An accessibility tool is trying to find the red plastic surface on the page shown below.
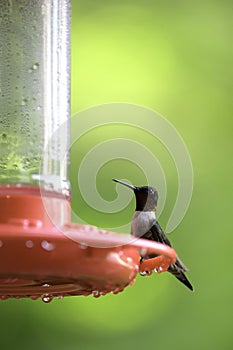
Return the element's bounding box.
[0,185,177,301]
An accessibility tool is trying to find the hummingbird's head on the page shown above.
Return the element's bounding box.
[112,179,158,212]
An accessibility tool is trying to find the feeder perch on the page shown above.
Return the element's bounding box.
[0,0,177,302]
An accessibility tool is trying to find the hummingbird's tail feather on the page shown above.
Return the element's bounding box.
[175,256,189,272]
[168,264,193,291]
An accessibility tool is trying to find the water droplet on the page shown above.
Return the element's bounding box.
[32,62,39,70]
[92,290,100,298]
[79,243,88,250]
[1,133,7,141]
[21,98,28,106]
[42,295,53,303]
[0,163,7,170]
[112,287,124,295]
[42,283,50,288]
[140,270,150,276]
[41,240,54,251]
[25,240,34,248]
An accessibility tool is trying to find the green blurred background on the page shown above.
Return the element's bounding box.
[1,0,232,349]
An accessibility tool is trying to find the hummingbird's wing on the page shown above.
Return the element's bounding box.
[150,220,193,291]
[150,220,188,272]
[150,220,172,246]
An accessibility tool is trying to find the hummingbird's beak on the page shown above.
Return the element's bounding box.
[112,178,136,191]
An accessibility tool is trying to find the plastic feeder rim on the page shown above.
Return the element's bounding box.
[0,185,177,302]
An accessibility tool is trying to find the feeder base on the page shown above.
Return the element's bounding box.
[0,185,176,301]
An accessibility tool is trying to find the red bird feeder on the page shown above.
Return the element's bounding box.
[0,0,176,302]
[0,185,176,302]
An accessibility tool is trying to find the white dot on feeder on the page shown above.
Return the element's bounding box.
[25,240,34,248]
[41,240,54,251]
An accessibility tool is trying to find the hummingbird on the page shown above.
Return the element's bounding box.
[112,178,193,291]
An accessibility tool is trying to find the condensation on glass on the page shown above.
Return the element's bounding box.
[0,0,71,197]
